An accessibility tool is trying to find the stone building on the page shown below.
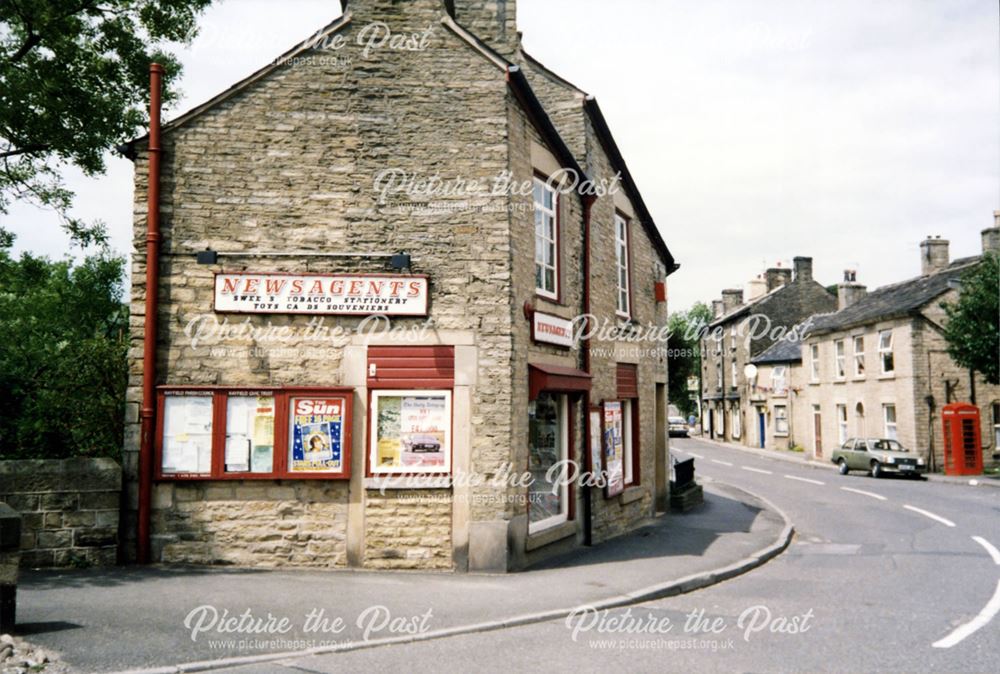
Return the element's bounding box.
[699,257,837,444]
[746,330,806,451]
[121,0,677,572]
[797,218,1000,468]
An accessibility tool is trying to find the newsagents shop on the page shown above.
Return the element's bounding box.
[122,0,677,572]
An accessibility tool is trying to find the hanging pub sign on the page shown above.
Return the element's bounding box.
[604,400,625,497]
[214,272,429,316]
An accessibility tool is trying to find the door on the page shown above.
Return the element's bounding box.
[813,407,823,458]
[758,410,766,448]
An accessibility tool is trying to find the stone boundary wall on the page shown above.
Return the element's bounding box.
[0,458,121,568]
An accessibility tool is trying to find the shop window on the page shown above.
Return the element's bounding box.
[879,330,894,374]
[774,405,789,435]
[883,403,897,440]
[615,212,631,318]
[533,177,558,300]
[834,340,846,379]
[369,390,452,475]
[157,388,352,480]
[528,393,569,533]
[837,404,848,445]
[993,403,1000,449]
[853,335,865,377]
[810,344,820,381]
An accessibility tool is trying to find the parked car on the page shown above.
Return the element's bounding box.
[830,438,927,478]
[668,416,689,438]
[403,434,441,453]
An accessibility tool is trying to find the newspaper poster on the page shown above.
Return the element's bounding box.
[604,401,625,497]
[371,392,450,473]
[289,397,343,472]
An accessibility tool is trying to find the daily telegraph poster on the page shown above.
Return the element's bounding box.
[290,397,343,472]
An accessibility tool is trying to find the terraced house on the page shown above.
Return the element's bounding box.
[122,0,678,573]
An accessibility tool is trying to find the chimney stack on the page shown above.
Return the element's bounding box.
[793,256,813,283]
[765,267,792,292]
[712,299,724,318]
[450,0,520,56]
[837,269,867,311]
[982,211,1000,254]
[746,275,767,301]
[920,236,949,275]
[721,288,743,313]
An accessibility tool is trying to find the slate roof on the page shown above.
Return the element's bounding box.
[751,329,804,364]
[807,256,980,336]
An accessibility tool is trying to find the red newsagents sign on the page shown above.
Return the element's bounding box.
[214,272,429,316]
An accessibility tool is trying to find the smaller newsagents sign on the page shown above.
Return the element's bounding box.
[214,273,429,316]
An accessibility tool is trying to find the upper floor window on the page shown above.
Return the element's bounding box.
[853,335,865,377]
[615,213,631,317]
[771,366,787,394]
[834,339,846,379]
[533,177,558,300]
[731,360,738,388]
[878,330,894,374]
[730,332,736,352]
[716,361,723,390]
[810,344,820,381]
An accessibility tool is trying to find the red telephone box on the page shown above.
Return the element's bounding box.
[942,403,983,476]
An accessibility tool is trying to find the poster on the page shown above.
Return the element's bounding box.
[225,396,274,473]
[604,401,625,497]
[289,397,344,472]
[371,391,450,474]
[162,395,213,474]
[589,408,603,477]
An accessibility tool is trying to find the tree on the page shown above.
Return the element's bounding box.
[666,302,714,418]
[0,0,212,245]
[0,235,128,460]
[942,253,1000,386]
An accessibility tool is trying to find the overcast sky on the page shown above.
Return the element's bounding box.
[4,0,998,311]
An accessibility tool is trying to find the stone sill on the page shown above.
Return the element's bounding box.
[525,519,576,552]
[619,485,645,505]
[363,477,451,491]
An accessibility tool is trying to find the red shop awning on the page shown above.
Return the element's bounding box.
[529,363,592,400]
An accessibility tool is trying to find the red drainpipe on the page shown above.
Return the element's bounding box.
[137,63,164,564]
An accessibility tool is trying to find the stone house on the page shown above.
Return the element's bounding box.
[746,330,806,451]
[121,0,677,572]
[798,219,1000,468]
[699,257,837,445]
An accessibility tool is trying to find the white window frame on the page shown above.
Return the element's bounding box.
[732,402,742,439]
[614,212,631,318]
[834,339,846,379]
[533,177,559,300]
[882,403,897,440]
[837,404,848,445]
[878,330,894,375]
[528,393,569,534]
[810,344,820,381]
[853,335,865,377]
[716,361,723,390]
[771,366,787,394]
[731,360,739,388]
[774,405,789,435]
[993,403,1000,450]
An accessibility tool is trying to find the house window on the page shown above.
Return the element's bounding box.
[533,177,558,300]
[730,332,736,352]
[837,404,848,445]
[771,366,787,395]
[774,405,789,435]
[834,340,846,379]
[883,404,897,440]
[878,330,894,374]
[810,344,820,381]
[853,336,865,377]
[614,213,631,317]
[731,360,739,388]
[716,361,723,390]
[732,402,742,439]
[528,393,569,533]
[994,403,1000,449]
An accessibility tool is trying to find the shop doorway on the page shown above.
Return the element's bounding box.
[757,408,766,448]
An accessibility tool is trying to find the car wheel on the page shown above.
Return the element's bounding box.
[870,461,882,479]
[838,458,849,475]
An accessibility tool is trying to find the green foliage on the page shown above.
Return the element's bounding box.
[0,237,128,460]
[667,302,714,417]
[0,0,212,245]
[942,253,1000,385]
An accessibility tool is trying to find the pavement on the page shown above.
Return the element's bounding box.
[690,432,1000,489]
[16,481,791,674]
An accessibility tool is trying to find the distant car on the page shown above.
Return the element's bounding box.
[831,438,927,478]
[668,416,689,438]
[403,434,441,453]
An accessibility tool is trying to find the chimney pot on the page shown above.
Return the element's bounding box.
[920,237,950,275]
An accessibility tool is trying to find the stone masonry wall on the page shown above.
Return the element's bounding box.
[0,459,121,568]
[364,490,452,569]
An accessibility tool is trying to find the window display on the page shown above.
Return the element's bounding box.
[369,390,451,474]
[529,393,569,533]
[289,396,344,473]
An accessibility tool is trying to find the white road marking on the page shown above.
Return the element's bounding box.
[742,466,773,475]
[903,505,956,527]
[783,475,825,485]
[687,452,704,459]
[933,579,1000,648]
[840,487,887,501]
[711,459,734,467]
[972,536,1000,566]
